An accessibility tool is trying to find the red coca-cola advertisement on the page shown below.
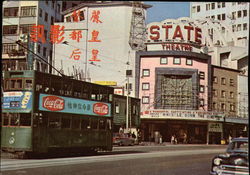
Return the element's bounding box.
[42,96,65,111]
[93,103,109,115]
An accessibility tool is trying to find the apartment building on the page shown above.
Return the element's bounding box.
[2,1,63,73]
[190,2,249,76]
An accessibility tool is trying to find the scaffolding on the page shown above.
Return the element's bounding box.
[129,1,147,51]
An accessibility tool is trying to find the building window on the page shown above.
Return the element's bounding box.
[238,11,242,18]
[206,4,210,10]
[197,6,200,12]
[229,79,234,86]
[66,16,71,22]
[37,44,41,53]
[222,2,225,7]
[213,76,218,83]
[57,4,61,13]
[221,103,226,111]
[142,83,150,90]
[230,104,235,112]
[20,24,34,34]
[160,57,168,64]
[39,8,42,17]
[173,57,181,64]
[222,14,225,20]
[3,25,18,35]
[213,89,218,97]
[142,69,150,77]
[186,59,192,66]
[243,10,247,17]
[221,77,226,85]
[232,25,236,32]
[43,47,47,57]
[79,10,85,21]
[191,6,196,13]
[200,85,205,93]
[45,0,49,5]
[200,99,204,107]
[243,23,248,30]
[217,14,221,20]
[230,91,234,98]
[44,29,48,40]
[211,15,215,19]
[237,24,241,31]
[199,71,205,80]
[211,3,215,9]
[45,12,48,22]
[221,90,226,98]
[232,12,236,20]
[20,6,36,17]
[51,16,54,25]
[217,2,221,8]
[2,43,17,54]
[4,7,19,17]
[213,102,217,110]
[142,96,149,104]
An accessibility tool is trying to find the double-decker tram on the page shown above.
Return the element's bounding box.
[1,70,114,158]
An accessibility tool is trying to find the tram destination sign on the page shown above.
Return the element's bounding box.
[141,109,224,121]
[39,94,111,117]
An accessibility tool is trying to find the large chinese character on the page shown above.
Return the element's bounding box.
[30,25,46,43]
[50,25,65,44]
[88,30,101,42]
[72,10,80,22]
[89,49,100,62]
[90,10,102,23]
[70,49,81,60]
[69,30,82,42]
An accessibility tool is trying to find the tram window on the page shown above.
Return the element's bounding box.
[61,117,71,129]
[91,118,98,130]
[51,78,62,95]
[81,118,90,130]
[107,119,112,130]
[48,116,60,128]
[10,114,19,126]
[99,119,106,130]
[25,79,33,89]
[72,117,80,129]
[91,94,96,100]
[3,114,9,126]
[4,80,10,90]
[16,79,22,88]
[20,113,31,126]
[82,85,90,99]
[36,84,43,92]
[10,80,15,88]
[109,94,113,102]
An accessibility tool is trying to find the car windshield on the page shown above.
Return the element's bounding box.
[227,141,248,153]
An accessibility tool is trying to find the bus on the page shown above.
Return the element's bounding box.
[1,70,114,158]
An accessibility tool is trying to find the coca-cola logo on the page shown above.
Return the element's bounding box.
[42,96,65,111]
[93,103,109,115]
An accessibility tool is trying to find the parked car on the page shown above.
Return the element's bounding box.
[210,137,249,175]
[113,133,135,146]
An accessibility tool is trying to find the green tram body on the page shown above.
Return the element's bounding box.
[1,70,114,157]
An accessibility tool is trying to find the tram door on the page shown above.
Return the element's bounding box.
[33,113,48,152]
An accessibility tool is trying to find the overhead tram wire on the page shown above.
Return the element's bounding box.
[15,40,71,78]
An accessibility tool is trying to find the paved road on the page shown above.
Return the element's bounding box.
[1,144,226,175]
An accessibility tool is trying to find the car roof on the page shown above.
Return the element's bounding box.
[231,137,248,142]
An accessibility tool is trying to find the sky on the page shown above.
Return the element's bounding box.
[145,1,190,24]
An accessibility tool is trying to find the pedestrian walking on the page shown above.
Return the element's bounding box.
[171,135,175,144]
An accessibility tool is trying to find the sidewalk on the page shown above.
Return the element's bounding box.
[138,142,227,147]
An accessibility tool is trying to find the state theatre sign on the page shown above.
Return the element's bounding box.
[147,21,203,51]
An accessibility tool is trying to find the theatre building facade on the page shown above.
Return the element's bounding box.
[135,18,247,144]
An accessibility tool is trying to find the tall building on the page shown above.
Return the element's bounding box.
[52,1,151,97]
[2,1,63,73]
[190,2,249,75]
[190,2,249,42]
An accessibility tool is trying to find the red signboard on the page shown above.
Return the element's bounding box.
[42,96,65,111]
[93,103,109,115]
